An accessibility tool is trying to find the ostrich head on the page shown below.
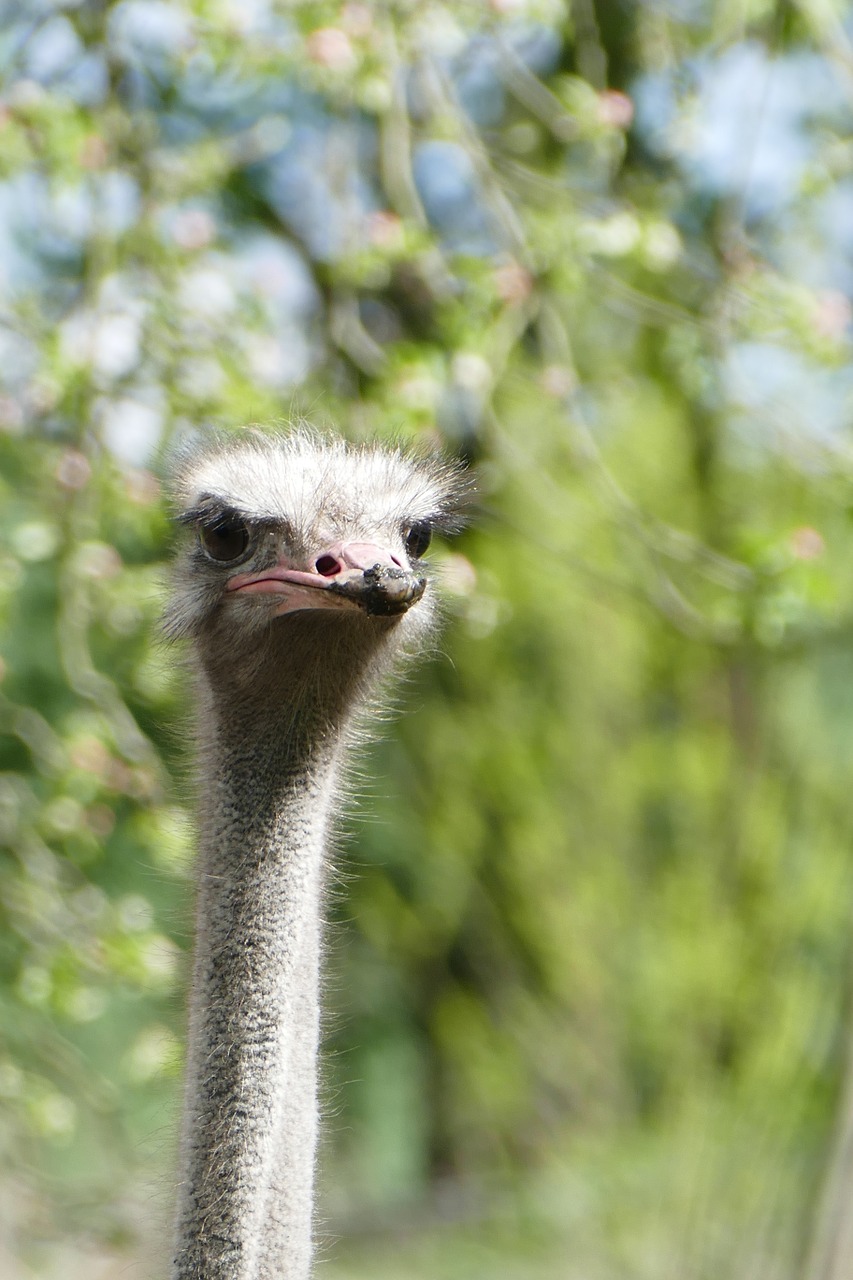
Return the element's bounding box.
[165,429,467,727]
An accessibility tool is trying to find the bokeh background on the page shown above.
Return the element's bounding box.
[3,1,853,1277]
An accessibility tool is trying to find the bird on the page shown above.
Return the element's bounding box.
[164,427,467,1280]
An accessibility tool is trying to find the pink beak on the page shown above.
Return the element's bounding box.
[226,541,426,617]
[314,541,403,577]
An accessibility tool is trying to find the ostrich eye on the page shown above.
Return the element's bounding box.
[404,521,432,560]
[199,518,250,563]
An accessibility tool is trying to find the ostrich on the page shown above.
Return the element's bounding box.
[164,428,466,1280]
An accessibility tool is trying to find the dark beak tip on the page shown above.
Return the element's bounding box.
[329,565,427,616]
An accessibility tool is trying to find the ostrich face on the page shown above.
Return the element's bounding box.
[165,430,466,647]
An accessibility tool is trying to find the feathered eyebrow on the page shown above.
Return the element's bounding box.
[176,496,249,529]
[176,496,297,545]
[416,508,467,537]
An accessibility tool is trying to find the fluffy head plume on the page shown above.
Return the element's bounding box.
[164,427,469,725]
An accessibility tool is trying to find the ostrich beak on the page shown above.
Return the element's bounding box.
[326,563,427,616]
[226,542,427,618]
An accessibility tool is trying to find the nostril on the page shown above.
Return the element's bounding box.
[391,555,402,568]
[315,554,342,577]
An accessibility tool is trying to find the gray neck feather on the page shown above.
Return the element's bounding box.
[173,614,392,1280]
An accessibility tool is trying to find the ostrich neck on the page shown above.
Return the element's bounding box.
[173,677,347,1280]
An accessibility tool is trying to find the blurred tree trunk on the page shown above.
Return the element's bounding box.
[808,1026,853,1280]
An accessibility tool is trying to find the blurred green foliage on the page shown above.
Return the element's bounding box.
[3,1,853,1276]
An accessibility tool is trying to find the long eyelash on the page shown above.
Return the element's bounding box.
[176,499,249,531]
[424,510,469,536]
[177,501,296,554]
